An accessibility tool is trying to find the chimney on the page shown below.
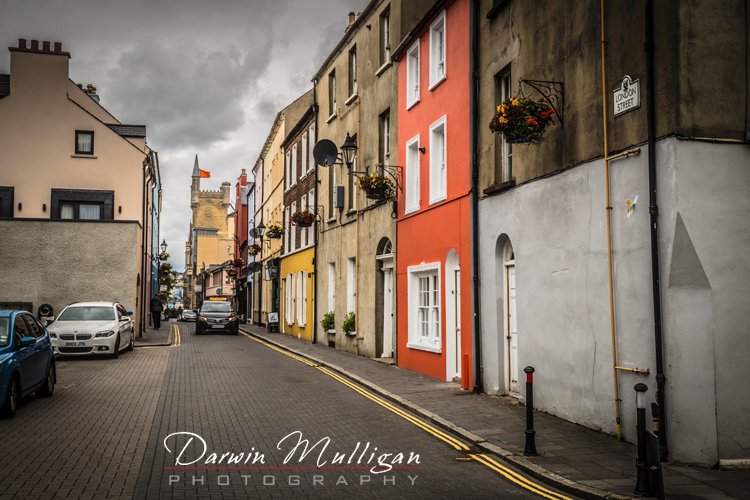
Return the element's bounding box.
[54,42,62,52]
[18,38,27,49]
[348,11,356,25]
[30,40,39,50]
[42,41,50,51]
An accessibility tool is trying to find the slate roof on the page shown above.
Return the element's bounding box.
[107,124,146,138]
[0,75,10,98]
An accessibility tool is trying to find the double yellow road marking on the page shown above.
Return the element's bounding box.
[242,331,572,499]
[172,324,181,347]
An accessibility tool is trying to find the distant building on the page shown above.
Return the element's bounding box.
[233,170,249,320]
[0,38,160,337]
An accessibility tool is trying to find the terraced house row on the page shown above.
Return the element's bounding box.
[231,0,750,468]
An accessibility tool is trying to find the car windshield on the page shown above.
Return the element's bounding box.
[58,306,115,321]
[200,302,232,313]
[0,318,8,347]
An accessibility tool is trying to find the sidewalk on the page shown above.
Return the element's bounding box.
[241,325,749,499]
[135,322,174,347]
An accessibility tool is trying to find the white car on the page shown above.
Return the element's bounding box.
[48,302,134,358]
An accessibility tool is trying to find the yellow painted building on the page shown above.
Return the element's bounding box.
[280,247,315,341]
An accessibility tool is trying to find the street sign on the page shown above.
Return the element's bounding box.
[613,75,640,116]
[268,312,278,323]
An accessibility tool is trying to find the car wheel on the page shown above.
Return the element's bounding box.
[126,331,134,351]
[38,362,55,397]
[1,375,20,418]
[110,335,120,359]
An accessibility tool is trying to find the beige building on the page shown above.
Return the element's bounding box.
[184,155,234,308]
[0,38,160,336]
[249,91,313,327]
[313,2,430,357]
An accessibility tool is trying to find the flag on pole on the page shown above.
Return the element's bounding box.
[199,169,211,178]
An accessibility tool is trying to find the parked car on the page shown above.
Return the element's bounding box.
[48,302,134,358]
[195,299,239,335]
[0,310,56,418]
[181,309,197,322]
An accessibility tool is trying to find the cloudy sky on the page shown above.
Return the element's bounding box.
[1,0,367,271]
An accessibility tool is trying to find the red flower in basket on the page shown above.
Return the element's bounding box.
[290,210,315,228]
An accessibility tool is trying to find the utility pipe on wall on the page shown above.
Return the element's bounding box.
[469,0,482,393]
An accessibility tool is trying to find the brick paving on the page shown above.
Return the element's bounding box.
[243,325,750,499]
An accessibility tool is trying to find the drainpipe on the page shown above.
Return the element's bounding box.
[645,0,668,460]
[469,0,482,392]
[312,96,318,345]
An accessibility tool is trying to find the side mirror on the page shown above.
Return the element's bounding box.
[19,336,36,347]
[127,311,134,316]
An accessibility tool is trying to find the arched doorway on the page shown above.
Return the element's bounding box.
[445,249,461,382]
[375,238,394,358]
[496,235,517,394]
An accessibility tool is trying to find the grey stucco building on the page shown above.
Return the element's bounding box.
[475,0,749,466]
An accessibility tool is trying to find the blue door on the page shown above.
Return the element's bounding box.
[20,315,48,387]
[12,315,37,392]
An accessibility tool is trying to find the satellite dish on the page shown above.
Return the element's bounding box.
[313,139,339,167]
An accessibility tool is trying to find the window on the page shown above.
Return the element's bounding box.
[297,271,305,326]
[14,314,31,343]
[291,201,297,251]
[301,132,309,176]
[347,135,357,210]
[380,6,391,65]
[328,163,335,215]
[22,314,43,339]
[0,187,14,218]
[348,46,358,97]
[328,70,337,118]
[379,109,390,165]
[308,123,316,169]
[52,188,113,220]
[75,130,94,155]
[407,263,441,352]
[285,150,292,190]
[429,116,447,203]
[286,274,294,325]
[327,262,336,313]
[429,12,446,88]
[346,257,356,313]
[291,143,298,186]
[406,42,420,108]
[284,206,290,253]
[405,135,420,214]
[495,68,513,183]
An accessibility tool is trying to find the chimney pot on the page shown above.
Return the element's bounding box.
[18,38,27,49]
[348,11,356,25]
[30,40,39,50]
[54,42,62,52]
[42,41,50,51]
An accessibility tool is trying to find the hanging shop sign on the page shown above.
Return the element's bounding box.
[613,75,640,116]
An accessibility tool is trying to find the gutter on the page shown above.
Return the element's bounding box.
[469,0,482,392]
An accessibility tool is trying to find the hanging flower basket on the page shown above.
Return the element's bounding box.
[357,174,395,201]
[290,209,315,228]
[489,96,556,144]
[266,224,283,239]
[248,244,261,256]
[234,258,245,267]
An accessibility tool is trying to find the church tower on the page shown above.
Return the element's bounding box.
[191,154,201,209]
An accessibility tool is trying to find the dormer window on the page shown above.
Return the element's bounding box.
[75,131,94,155]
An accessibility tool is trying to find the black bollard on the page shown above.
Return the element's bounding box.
[523,366,538,456]
[634,383,650,495]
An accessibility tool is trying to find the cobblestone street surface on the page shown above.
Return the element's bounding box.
[0,322,571,499]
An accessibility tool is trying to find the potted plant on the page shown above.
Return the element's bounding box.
[489,96,556,144]
[357,174,395,201]
[248,243,261,256]
[266,224,283,239]
[234,257,245,267]
[342,312,355,336]
[321,311,335,334]
[291,209,315,228]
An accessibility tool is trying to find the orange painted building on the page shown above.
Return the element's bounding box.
[394,0,472,387]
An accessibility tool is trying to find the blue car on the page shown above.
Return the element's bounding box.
[0,310,56,418]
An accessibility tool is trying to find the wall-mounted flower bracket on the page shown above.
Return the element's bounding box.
[520,79,564,126]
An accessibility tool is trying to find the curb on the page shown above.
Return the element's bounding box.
[134,326,173,348]
[240,328,633,500]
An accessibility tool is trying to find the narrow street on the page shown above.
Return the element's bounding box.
[0,322,571,499]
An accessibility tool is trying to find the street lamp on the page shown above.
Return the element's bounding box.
[340,133,358,169]
[255,222,266,239]
[160,239,168,254]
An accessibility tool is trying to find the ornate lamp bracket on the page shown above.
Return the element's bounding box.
[520,79,564,126]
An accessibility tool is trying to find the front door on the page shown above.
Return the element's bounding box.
[381,262,394,358]
[506,263,518,394]
[454,269,462,379]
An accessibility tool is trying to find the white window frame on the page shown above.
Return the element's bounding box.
[348,45,358,98]
[406,41,420,109]
[308,123,316,169]
[301,132,308,177]
[291,201,297,251]
[346,257,356,314]
[285,150,291,191]
[380,110,390,165]
[429,11,446,90]
[429,115,447,204]
[327,262,336,314]
[291,143,298,186]
[328,70,337,119]
[286,274,294,326]
[297,271,305,326]
[407,262,442,353]
[380,7,391,65]
[405,134,421,214]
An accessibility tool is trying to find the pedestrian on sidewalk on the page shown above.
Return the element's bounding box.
[150,294,163,330]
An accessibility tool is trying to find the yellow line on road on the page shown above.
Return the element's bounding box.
[470,454,573,500]
[173,325,181,347]
[239,331,316,366]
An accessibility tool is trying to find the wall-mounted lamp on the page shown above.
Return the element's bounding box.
[418,147,426,155]
[340,133,358,169]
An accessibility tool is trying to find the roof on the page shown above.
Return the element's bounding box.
[192,154,200,177]
[0,74,9,98]
[107,124,147,138]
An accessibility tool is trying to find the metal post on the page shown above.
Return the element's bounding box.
[523,366,538,456]
[634,383,650,495]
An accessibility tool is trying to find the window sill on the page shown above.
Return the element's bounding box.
[71,154,97,159]
[407,342,441,354]
[345,209,357,217]
[404,205,420,215]
[327,329,336,335]
[406,97,420,111]
[344,94,358,106]
[376,61,392,77]
[326,113,337,124]
[428,75,446,92]
[327,217,337,224]
[483,178,516,197]
[345,331,356,337]
[429,194,447,205]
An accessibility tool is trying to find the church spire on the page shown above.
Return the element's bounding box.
[192,154,200,177]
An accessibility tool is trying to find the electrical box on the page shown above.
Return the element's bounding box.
[333,186,345,209]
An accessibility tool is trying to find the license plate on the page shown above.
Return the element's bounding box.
[65,341,86,347]
[211,324,224,329]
